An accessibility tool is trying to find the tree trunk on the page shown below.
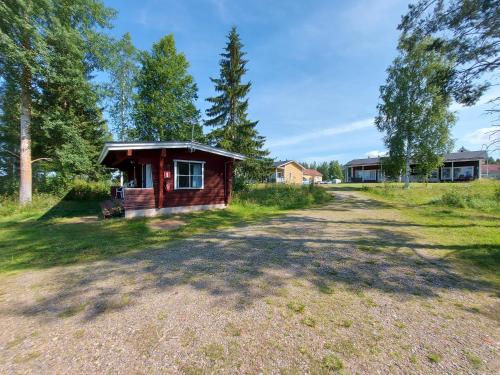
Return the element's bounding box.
[404,154,410,189]
[19,68,32,205]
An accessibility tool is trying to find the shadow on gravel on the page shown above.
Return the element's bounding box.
[4,204,496,323]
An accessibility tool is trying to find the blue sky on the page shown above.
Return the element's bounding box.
[105,0,499,163]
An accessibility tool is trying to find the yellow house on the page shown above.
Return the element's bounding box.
[270,160,305,184]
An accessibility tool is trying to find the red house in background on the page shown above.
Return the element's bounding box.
[98,142,245,218]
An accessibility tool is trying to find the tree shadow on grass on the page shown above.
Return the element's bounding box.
[3,209,497,323]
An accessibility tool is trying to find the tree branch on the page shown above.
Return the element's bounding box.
[0,148,20,158]
[31,157,52,164]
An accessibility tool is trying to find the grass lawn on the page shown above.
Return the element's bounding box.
[327,180,500,286]
[0,185,332,275]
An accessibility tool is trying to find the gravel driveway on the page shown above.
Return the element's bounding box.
[1,191,498,374]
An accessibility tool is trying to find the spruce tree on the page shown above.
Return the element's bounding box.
[205,27,271,182]
[133,35,203,142]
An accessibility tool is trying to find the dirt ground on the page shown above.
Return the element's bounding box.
[1,191,498,374]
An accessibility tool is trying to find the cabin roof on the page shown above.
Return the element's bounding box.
[345,150,488,167]
[273,160,305,169]
[98,141,246,164]
[303,168,323,177]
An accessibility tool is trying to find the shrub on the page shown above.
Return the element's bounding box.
[64,179,110,201]
[439,190,466,208]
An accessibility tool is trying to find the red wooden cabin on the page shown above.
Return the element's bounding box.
[98,142,245,218]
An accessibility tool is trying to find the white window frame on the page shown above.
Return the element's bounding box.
[174,159,205,190]
[441,167,452,180]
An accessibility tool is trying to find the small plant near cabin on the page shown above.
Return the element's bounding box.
[427,352,442,363]
[465,351,482,368]
[321,353,344,371]
[340,319,353,328]
[202,343,225,361]
[301,316,316,327]
[287,301,305,313]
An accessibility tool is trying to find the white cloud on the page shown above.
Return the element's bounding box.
[266,118,374,148]
[365,150,387,158]
[459,127,498,149]
[209,0,229,21]
[301,153,349,163]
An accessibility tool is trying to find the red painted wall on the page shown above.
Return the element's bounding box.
[118,148,234,209]
[162,149,231,208]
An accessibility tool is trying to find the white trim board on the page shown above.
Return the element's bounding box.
[124,203,227,219]
[98,141,245,164]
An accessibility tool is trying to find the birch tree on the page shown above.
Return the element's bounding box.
[375,37,455,188]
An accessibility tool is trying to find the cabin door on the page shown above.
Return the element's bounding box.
[141,164,153,188]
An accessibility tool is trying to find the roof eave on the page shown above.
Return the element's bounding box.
[98,142,246,164]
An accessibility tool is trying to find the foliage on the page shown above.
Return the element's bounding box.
[0,78,19,194]
[399,0,499,106]
[205,27,270,182]
[376,37,455,188]
[399,0,500,151]
[302,160,344,180]
[234,184,332,210]
[106,32,139,141]
[132,34,203,142]
[64,179,111,201]
[0,0,116,200]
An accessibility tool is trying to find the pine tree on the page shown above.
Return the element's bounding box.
[133,35,203,142]
[0,0,115,202]
[375,37,456,188]
[107,33,138,141]
[205,27,271,182]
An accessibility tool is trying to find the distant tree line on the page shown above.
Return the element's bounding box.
[301,160,344,181]
[0,1,270,203]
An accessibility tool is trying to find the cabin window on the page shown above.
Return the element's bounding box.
[141,164,153,188]
[441,167,451,180]
[174,160,204,189]
[454,166,473,179]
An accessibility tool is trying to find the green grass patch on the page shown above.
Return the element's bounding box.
[301,316,316,327]
[464,351,482,368]
[287,301,305,313]
[0,185,332,275]
[321,353,344,371]
[332,181,500,286]
[427,352,442,363]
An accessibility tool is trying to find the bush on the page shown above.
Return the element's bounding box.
[234,184,332,210]
[64,179,111,201]
[439,190,467,208]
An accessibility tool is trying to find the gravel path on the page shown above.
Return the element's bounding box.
[1,190,498,374]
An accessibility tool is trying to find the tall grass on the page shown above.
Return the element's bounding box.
[234,184,333,209]
[361,180,500,212]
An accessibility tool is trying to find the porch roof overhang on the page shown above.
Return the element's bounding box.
[98,141,246,165]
